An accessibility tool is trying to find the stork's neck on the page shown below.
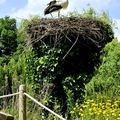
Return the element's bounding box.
[61,0,69,9]
[62,0,68,3]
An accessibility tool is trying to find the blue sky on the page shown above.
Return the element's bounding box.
[0,0,120,40]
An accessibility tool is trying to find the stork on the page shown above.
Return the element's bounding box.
[44,0,69,17]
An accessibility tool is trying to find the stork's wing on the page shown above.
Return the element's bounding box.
[44,4,62,15]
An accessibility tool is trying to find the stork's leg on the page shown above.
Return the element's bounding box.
[50,13,53,18]
[58,10,60,18]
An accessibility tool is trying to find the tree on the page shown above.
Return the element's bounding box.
[86,39,120,98]
[0,16,17,55]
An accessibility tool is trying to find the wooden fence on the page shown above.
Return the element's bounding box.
[0,85,66,120]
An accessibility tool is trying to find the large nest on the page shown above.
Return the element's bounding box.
[27,17,113,51]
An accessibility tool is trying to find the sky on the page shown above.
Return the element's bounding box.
[0,0,120,40]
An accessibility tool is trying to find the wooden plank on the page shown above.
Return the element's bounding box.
[0,112,14,120]
[19,85,26,120]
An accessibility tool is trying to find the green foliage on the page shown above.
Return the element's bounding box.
[18,15,41,30]
[86,39,120,99]
[82,4,96,17]
[63,74,87,111]
[0,16,17,55]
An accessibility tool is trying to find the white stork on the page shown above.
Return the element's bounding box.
[44,0,69,17]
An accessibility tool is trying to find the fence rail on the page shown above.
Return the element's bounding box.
[0,85,66,120]
[0,92,20,99]
[24,92,66,120]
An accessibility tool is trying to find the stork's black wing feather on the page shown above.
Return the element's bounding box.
[44,4,62,15]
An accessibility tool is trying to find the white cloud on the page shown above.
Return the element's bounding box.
[113,19,120,41]
[0,0,6,5]
[10,0,50,19]
[67,0,112,13]
[85,0,111,7]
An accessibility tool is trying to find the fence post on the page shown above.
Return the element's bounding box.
[19,85,26,120]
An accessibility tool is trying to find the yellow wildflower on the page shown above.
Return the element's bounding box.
[79,108,83,112]
[70,111,75,114]
[103,110,107,115]
[80,113,84,117]
[112,113,117,116]
[106,102,111,106]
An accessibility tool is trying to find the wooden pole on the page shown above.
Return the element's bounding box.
[19,85,26,120]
